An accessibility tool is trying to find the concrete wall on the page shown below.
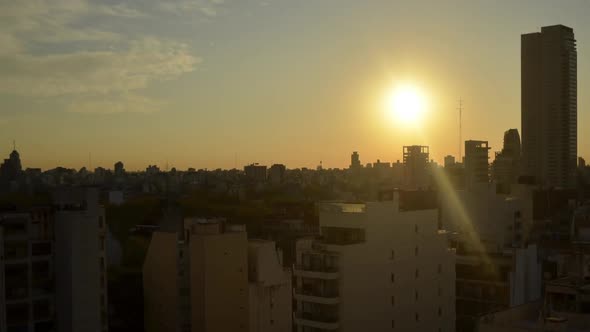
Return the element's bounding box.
[143,232,180,332]
[55,211,102,332]
[190,231,249,332]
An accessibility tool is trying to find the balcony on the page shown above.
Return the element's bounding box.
[293,265,339,280]
[293,312,339,330]
[294,288,340,305]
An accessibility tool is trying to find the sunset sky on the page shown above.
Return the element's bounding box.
[1,0,589,171]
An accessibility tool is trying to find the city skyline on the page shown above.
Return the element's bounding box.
[1,1,590,171]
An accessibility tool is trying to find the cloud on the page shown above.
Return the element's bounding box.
[0,1,209,113]
[67,93,165,114]
[156,0,228,17]
[97,3,149,18]
[0,37,201,97]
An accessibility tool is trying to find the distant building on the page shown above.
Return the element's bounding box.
[522,25,577,188]
[403,146,430,189]
[579,157,586,168]
[114,161,125,176]
[293,191,455,332]
[492,129,521,192]
[268,164,286,185]
[350,151,361,170]
[245,164,268,183]
[464,140,490,188]
[444,155,456,168]
[0,149,23,190]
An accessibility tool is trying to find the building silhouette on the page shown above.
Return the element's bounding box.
[521,25,577,188]
[403,146,430,189]
[464,140,490,188]
[492,129,521,191]
[350,151,361,170]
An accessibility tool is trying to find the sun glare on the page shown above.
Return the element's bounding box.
[385,84,428,126]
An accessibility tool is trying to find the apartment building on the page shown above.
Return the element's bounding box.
[0,187,108,332]
[0,207,55,332]
[293,190,455,332]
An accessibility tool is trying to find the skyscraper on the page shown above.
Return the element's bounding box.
[521,25,577,188]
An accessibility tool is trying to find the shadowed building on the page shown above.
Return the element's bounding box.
[465,140,490,188]
[293,191,455,332]
[521,25,577,189]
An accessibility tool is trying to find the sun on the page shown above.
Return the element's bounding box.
[384,83,428,126]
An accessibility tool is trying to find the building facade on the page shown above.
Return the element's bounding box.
[293,191,455,332]
[464,140,490,188]
[521,25,577,188]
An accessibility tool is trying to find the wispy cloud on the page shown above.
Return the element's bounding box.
[67,93,165,114]
[0,38,200,97]
[0,1,204,113]
[156,0,229,17]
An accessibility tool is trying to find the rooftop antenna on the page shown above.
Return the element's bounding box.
[458,98,463,162]
[12,140,16,151]
[89,152,92,170]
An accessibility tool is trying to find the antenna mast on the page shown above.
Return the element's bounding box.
[458,98,463,162]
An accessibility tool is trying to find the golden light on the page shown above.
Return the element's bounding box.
[384,83,428,126]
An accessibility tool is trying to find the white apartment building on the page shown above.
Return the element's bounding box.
[293,191,455,332]
[53,187,108,332]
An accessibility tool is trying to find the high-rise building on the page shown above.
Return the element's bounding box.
[114,161,125,176]
[0,207,55,332]
[144,219,292,332]
[350,152,361,170]
[144,218,249,332]
[444,155,456,168]
[521,25,577,188]
[464,140,490,188]
[0,187,108,332]
[293,191,455,332]
[52,187,109,332]
[403,146,430,189]
[245,164,268,183]
[492,129,521,191]
[268,164,286,185]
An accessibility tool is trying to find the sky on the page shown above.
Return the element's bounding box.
[1,0,589,171]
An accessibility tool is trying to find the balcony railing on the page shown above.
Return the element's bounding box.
[293,312,340,330]
[293,264,340,280]
[294,288,340,304]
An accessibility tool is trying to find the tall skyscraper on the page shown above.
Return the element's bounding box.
[521,25,577,188]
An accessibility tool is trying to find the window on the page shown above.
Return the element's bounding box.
[391,320,395,328]
[415,313,419,322]
[390,273,395,283]
[270,319,274,325]
[438,286,442,296]
[438,307,442,317]
[391,295,395,306]
[415,224,419,233]
[415,269,419,279]
[415,246,419,256]
[390,250,395,260]
[415,290,419,301]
